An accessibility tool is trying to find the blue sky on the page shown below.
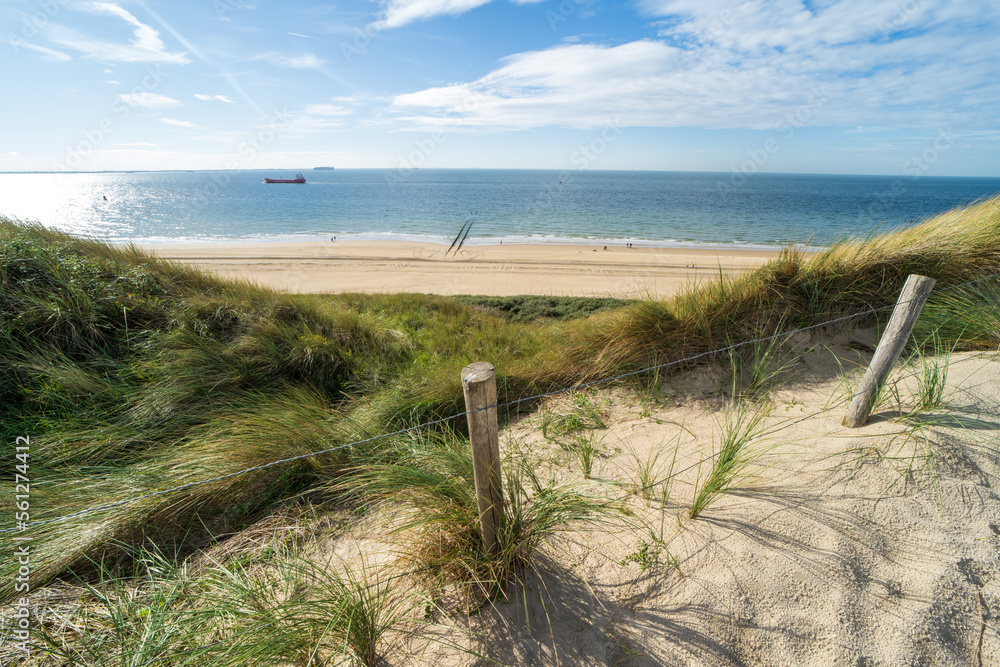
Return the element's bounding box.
[3,0,999,176]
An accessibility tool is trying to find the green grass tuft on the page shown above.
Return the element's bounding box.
[332,432,614,605]
[690,401,770,519]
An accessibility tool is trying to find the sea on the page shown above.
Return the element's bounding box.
[1,169,998,249]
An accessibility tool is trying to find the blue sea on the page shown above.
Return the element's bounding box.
[1,169,998,249]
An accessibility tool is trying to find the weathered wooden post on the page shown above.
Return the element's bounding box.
[842,274,936,428]
[461,362,503,555]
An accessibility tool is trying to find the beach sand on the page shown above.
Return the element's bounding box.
[146,240,783,298]
[286,340,1000,666]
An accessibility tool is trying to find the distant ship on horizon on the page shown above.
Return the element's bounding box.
[313,166,335,170]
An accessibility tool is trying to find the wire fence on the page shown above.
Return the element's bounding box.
[6,272,1000,663]
[68,344,1000,667]
[4,271,999,534]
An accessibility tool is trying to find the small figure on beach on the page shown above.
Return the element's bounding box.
[603,245,607,250]
[331,236,336,241]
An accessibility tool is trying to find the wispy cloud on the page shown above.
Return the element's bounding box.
[161,118,198,128]
[374,0,543,30]
[13,42,72,62]
[116,92,182,108]
[391,1,1000,131]
[131,0,264,116]
[253,52,326,69]
[194,93,236,103]
[286,103,353,132]
[43,2,189,64]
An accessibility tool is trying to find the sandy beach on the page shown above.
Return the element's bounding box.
[146,240,784,298]
[297,342,1000,666]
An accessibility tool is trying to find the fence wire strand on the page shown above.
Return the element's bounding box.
[5,272,998,535]
[7,274,1000,663]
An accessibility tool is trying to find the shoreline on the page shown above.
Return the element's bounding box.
[130,234,796,253]
[146,239,789,298]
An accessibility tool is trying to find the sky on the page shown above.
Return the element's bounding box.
[2,0,999,176]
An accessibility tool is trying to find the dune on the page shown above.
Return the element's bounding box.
[295,336,1000,665]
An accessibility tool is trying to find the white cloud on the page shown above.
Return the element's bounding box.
[962,131,1000,142]
[194,93,236,103]
[106,80,121,84]
[392,1,1000,131]
[374,0,544,29]
[8,152,20,157]
[43,2,190,64]
[302,104,350,116]
[13,42,72,62]
[161,118,198,128]
[287,103,352,132]
[253,52,326,69]
[116,92,182,108]
[375,0,492,29]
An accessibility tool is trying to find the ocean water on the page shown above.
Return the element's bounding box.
[0,169,998,249]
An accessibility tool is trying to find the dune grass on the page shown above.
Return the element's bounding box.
[331,431,612,606]
[23,542,425,667]
[4,194,1000,612]
[689,400,771,519]
[558,196,1000,381]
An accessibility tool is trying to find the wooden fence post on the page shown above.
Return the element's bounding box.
[461,362,503,555]
[842,274,936,428]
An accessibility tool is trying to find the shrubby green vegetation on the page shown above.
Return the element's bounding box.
[452,294,633,322]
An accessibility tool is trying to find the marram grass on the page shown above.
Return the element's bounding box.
[333,432,615,604]
[558,195,1000,380]
[3,194,1000,601]
[22,543,425,666]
